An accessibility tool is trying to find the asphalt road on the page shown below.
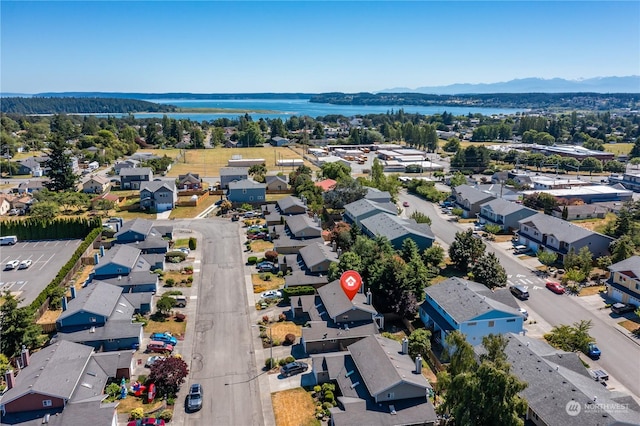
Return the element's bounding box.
[398,190,640,400]
[162,218,264,426]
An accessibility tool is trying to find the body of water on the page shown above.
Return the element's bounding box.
[134,98,522,121]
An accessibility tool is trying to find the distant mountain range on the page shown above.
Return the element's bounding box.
[379,76,640,94]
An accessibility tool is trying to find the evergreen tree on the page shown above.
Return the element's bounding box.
[0,292,42,358]
[43,135,78,191]
[471,252,508,288]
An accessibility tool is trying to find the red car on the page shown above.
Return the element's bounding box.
[127,418,165,426]
[546,281,565,294]
[402,201,410,207]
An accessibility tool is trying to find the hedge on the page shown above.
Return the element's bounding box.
[0,217,101,241]
[281,286,315,302]
[28,227,102,313]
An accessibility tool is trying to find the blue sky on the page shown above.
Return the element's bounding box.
[1,1,638,93]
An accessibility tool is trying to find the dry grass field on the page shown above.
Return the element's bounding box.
[272,388,318,426]
[166,146,317,178]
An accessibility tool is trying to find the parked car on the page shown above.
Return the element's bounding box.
[611,303,636,315]
[18,259,32,269]
[587,342,601,360]
[4,260,20,270]
[546,281,565,294]
[257,262,277,272]
[146,341,174,354]
[150,333,178,346]
[261,290,282,300]
[518,308,529,320]
[402,201,410,207]
[248,232,267,240]
[186,383,203,412]
[280,361,308,377]
[178,247,190,255]
[145,355,165,368]
[127,418,166,426]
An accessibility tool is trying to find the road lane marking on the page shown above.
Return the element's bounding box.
[38,253,56,271]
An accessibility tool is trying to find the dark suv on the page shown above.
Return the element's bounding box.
[611,303,636,315]
[280,361,308,377]
[186,383,203,412]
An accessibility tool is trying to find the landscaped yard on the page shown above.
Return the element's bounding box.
[143,314,187,336]
[169,196,218,219]
[249,240,274,252]
[577,285,606,297]
[268,321,302,342]
[252,273,285,293]
[618,318,640,333]
[115,392,164,415]
[272,388,319,426]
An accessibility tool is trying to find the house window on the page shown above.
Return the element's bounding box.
[90,317,97,323]
[507,319,516,323]
[467,322,477,326]
[635,283,639,291]
[250,196,254,201]
[42,400,52,407]
[242,189,247,194]
[488,321,495,327]
[524,226,529,232]
[387,392,394,399]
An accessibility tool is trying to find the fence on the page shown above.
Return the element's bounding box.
[177,190,210,207]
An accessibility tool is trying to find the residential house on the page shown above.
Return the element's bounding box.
[292,279,381,354]
[82,175,110,194]
[284,271,329,289]
[452,184,497,219]
[90,192,121,210]
[606,256,640,307]
[551,203,608,221]
[54,282,143,351]
[96,271,159,295]
[113,159,140,175]
[283,214,322,239]
[314,178,337,192]
[343,198,398,228]
[114,218,173,244]
[609,170,640,192]
[273,230,325,255]
[227,179,266,204]
[364,187,392,203]
[0,195,11,215]
[270,136,290,146]
[299,242,339,274]
[360,213,434,251]
[276,195,307,215]
[17,180,47,194]
[419,277,524,346]
[265,175,288,191]
[177,173,201,190]
[16,157,44,176]
[140,180,177,212]
[480,333,640,426]
[9,194,33,211]
[0,341,131,423]
[219,167,249,189]
[119,167,153,190]
[93,245,150,279]
[516,213,615,261]
[312,335,437,426]
[478,198,538,232]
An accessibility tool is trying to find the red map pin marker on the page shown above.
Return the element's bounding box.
[340,270,362,301]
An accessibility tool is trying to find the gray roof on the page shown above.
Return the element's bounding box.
[277,195,306,213]
[299,242,339,269]
[423,277,521,324]
[317,279,377,320]
[454,184,497,205]
[608,255,640,278]
[344,199,398,220]
[58,282,123,322]
[98,271,158,287]
[302,321,379,343]
[119,167,152,177]
[115,218,154,238]
[228,178,266,190]
[219,167,249,176]
[90,351,134,374]
[348,335,430,397]
[519,213,614,244]
[96,244,142,271]
[360,213,434,242]
[274,235,325,254]
[285,271,328,287]
[265,175,288,185]
[121,292,153,308]
[497,333,640,426]
[364,187,391,202]
[0,341,94,405]
[557,203,609,216]
[480,198,537,216]
[41,398,119,426]
[131,235,168,251]
[140,179,176,193]
[285,214,321,237]
[55,320,142,343]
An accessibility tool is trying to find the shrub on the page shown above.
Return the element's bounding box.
[278,358,288,366]
[248,256,258,265]
[277,271,284,277]
[278,313,287,322]
[281,286,315,302]
[183,265,194,273]
[137,374,148,384]
[165,278,175,287]
[166,397,175,406]
[272,338,281,346]
[284,355,295,364]
[265,358,276,369]
[106,382,121,398]
[262,315,270,323]
[165,290,183,295]
[322,402,333,410]
[264,250,279,262]
[313,385,322,394]
[130,408,144,420]
[321,383,336,393]
[284,333,296,345]
[324,391,334,401]
[158,409,173,421]
[188,237,197,250]
[187,276,193,283]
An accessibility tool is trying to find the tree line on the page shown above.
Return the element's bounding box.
[0,97,177,114]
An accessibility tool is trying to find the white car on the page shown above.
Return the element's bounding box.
[518,308,529,320]
[261,290,282,300]
[18,259,32,269]
[178,247,190,255]
[5,260,20,270]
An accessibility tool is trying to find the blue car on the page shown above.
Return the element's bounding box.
[587,342,601,360]
[150,333,178,346]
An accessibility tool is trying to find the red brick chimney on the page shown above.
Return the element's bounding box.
[20,346,30,368]
[5,370,15,390]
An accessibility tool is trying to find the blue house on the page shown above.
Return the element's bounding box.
[360,213,434,251]
[219,167,249,189]
[54,282,143,351]
[343,198,398,228]
[93,245,149,279]
[227,179,266,204]
[96,271,159,294]
[119,167,153,190]
[419,277,523,347]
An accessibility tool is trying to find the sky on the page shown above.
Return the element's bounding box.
[1,1,639,94]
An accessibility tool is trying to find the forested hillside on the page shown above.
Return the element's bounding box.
[0,97,177,114]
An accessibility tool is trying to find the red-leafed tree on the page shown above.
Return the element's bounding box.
[149,357,189,397]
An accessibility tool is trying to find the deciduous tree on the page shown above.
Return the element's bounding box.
[449,229,486,272]
[408,329,432,361]
[149,357,189,397]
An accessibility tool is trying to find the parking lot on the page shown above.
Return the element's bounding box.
[0,239,82,307]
